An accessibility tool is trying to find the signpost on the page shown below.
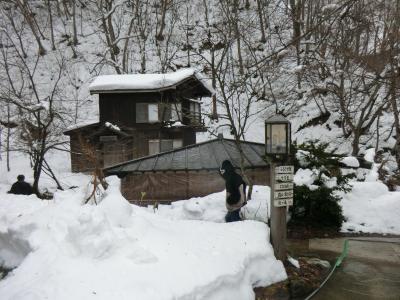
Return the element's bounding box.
[273,166,294,208]
[266,115,292,261]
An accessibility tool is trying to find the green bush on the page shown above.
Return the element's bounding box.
[292,185,344,229]
[289,141,354,230]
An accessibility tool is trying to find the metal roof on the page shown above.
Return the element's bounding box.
[265,115,290,124]
[104,138,268,175]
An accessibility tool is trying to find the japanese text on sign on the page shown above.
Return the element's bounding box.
[275,174,293,182]
[274,190,294,199]
[275,182,294,191]
[275,166,294,174]
[274,198,293,207]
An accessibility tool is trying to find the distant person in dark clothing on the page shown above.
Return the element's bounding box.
[220,160,246,222]
[8,175,33,195]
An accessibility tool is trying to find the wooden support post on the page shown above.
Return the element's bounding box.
[270,161,287,261]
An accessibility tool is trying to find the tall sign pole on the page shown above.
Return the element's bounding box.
[270,164,293,260]
[265,115,293,261]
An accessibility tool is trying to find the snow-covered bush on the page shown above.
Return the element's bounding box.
[290,142,354,229]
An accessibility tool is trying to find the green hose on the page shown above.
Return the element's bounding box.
[335,239,349,267]
[304,239,349,300]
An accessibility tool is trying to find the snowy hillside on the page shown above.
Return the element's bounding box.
[0,1,398,190]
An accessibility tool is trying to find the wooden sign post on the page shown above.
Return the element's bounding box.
[270,163,294,260]
[265,115,292,261]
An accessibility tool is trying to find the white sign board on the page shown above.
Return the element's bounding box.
[274,198,293,207]
[275,190,294,199]
[275,182,294,191]
[273,165,294,207]
[275,174,293,182]
[275,166,294,174]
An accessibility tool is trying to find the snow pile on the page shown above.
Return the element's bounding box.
[293,168,319,190]
[287,256,300,269]
[0,178,286,300]
[341,181,400,234]
[153,186,271,223]
[104,122,121,132]
[340,156,360,168]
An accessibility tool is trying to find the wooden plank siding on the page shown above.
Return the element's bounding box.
[67,84,204,173]
[68,125,197,173]
[120,168,270,205]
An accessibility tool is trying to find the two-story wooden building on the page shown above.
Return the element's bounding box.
[64,68,214,172]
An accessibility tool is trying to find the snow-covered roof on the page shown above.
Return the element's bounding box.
[89,68,214,96]
[64,121,99,133]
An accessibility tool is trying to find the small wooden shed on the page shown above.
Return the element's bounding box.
[104,138,271,205]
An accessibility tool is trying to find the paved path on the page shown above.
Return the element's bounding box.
[309,238,400,300]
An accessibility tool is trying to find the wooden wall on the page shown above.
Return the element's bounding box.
[68,126,197,173]
[99,91,175,126]
[120,168,270,206]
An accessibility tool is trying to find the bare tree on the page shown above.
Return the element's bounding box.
[386,0,400,169]
[12,0,47,55]
[0,23,71,195]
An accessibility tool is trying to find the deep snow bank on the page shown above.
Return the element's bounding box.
[0,178,286,300]
[341,181,400,234]
[153,186,271,223]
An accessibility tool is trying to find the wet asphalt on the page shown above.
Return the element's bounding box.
[289,238,400,300]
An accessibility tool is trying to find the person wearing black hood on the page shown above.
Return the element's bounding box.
[220,160,246,222]
[8,175,33,195]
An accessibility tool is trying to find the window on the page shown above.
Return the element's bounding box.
[136,103,159,123]
[160,140,173,152]
[149,140,160,155]
[148,139,183,155]
[173,139,182,149]
[171,103,182,121]
[190,102,200,114]
[189,102,201,123]
[136,103,182,123]
[148,104,159,122]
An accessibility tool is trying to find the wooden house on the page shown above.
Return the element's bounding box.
[64,69,214,172]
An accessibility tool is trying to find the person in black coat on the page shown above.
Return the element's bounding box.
[220,160,246,222]
[8,175,33,195]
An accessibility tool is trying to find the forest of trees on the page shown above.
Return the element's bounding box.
[0,0,399,193]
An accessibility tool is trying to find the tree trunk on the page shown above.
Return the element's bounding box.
[6,104,10,172]
[47,0,56,50]
[122,17,135,73]
[16,0,46,56]
[8,11,28,58]
[156,0,168,41]
[391,0,400,170]
[352,130,360,156]
[233,0,244,75]
[256,0,267,43]
[43,159,64,190]
[72,0,78,45]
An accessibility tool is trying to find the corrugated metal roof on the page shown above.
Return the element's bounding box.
[104,138,268,175]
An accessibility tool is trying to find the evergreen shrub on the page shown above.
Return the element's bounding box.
[289,141,354,230]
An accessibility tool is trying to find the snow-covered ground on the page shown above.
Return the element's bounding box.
[1,148,400,299]
[0,176,286,300]
[152,186,270,223]
[340,181,400,235]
